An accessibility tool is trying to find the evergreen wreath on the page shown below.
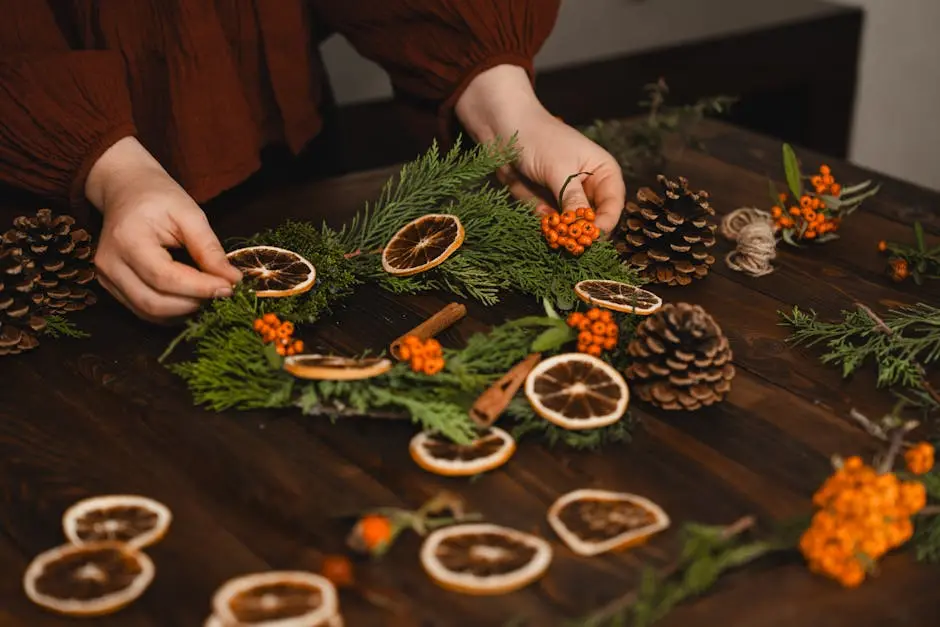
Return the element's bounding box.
[160,135,642,447]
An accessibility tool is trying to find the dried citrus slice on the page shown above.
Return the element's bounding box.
[283,355,393,381]
[420,523,552,595]
[23,541,155,617]
[409,427,516,476]
[547,489,670,556]
[212,571,339,627]
[524,353,629,430]
[63,494,172,549]
[226,246,316,297]
[574,280,662,315]
[381,214,465,276]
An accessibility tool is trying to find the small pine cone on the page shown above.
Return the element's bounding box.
[3,208,96,314]
[625,302,734,411]
[0,246,46,356]
[616,175,717,286]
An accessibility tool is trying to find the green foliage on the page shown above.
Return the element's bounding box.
[911,465,940,563]
[41,315,89,339]
[780,303,940,401]
[782,143,803,200]
[575,520,786,627]
[581,78,736,177]
[507,397,635,450]
[880,221,940,285]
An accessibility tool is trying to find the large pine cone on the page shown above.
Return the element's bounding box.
[0,246,46,355]
[624,302,734,410]
[2,208,96,314]
[616,175,717,286]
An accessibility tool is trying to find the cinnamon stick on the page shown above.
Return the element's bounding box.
[469,353,542,428]
[390,302,467,360]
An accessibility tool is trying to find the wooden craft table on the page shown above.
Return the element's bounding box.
[1,120,939,626]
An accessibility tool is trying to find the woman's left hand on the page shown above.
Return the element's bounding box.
[455,65,625,234]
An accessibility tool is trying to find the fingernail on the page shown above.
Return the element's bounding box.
[213,287,233,298]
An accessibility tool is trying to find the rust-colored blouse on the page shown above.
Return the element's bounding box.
[0,1,559,219]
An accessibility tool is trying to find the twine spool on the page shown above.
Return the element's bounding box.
[720,208,777,278]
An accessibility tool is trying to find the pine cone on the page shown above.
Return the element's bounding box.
[616,175,717,286]
[624,302,734,410]
[0,246,46,355]
[2,208,96,314]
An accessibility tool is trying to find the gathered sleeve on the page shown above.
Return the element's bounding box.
[311,0,560,128]
[0,2,137,212]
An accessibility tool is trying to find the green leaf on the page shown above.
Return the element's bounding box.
[264,343,284,370]
[782,143,803,199]
[839,180,875,196]
[531,326,576,352]
[915,221,927,253]
[815,233,841,243]
[781,229,802,248]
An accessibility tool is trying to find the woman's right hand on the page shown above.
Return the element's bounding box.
[85,137,242,323]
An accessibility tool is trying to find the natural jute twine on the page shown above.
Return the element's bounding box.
[720,208,777,277]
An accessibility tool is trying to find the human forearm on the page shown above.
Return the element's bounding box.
[454,64,550,144]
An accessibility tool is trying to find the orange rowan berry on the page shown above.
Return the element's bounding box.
[577,235,593,247]
[411,356,425,373]
[805,230,817,239]
[276,324,293,339]
[877,240,887,252]
[549,213,561,227]
[292,340,304,353]
[789,206,801,216]
[586,308,601,321]
[605,322,618,336]
[276,344,287,356]
[262,329,277,344]
[581,223,597,237]
[590,321,607,335]
[586,344,602,357]
[899,481,927,514]
[573,245,585,255]
[831,183,841,196]
[549,240,560,249]
[320,554,354,588]
[565,240,578,253]
[424,359,444,375]
[803,209,817,222]
[603,337,617,350]
[771,206,782,218]
[575,207,586,219]
[810,175,823,188]
[354,514,393,552]
[800,195,813,210]
[889,257,909,282]
[904,442,934,475]
[561,210,577,225]
[578,330,593,345]
[567,312,584,326]
[584,208,596,222]
[556,223,569,236]
[822,175,835,186]
[778,192,788,202]
[252,319,265,332]
[262,313,279,325]
[577,318,591,332]
[819,165,831,176]
[598,310,613,323]
[568,223,583,238]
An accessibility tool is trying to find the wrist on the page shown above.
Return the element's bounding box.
[84,136,169,211]
[455,64,548,143]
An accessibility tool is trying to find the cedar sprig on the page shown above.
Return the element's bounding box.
[780,303,940,406]
[336,134,520,253]
[506,397,635,450]
[581,78,736,177]
[41,315,89,339]
[877,221,940,284]
[574,517,787,627]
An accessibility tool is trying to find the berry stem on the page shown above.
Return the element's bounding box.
[558,171,593,210]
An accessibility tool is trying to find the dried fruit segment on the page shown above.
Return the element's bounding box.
[574,280,662,315]
[211,571,339,627]
[409,427,516,476]
[547,489,670,556]
[226,246,316,297]
[420,523,552,595]
[23,541,155,616]
[525,353,629,430]
[382,214,464,277]
[283,355,392,381]
[63,495,172,550]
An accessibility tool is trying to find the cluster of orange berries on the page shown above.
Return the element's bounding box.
[799,446,934,588]
[876,240,914,282]
[541,207,601,256]
[399,335,445,375]
[905,441,935,475]
[811,164,842,197]
[770,192,841,240]
[253,313,304,356]
[566,308,618,356]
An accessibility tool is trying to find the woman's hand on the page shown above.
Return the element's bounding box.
[85,137,242,323]
[455,65,625,234]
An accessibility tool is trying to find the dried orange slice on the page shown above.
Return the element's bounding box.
[211,571,339,627]
[381,214,465,276]
[547,489,670,557]
[420,523,552,595]
[409,427,516,476]
[574,280,662,315]
[205,614,344,627]
[23,541,155,616]
[524,353,629,430]
[226,246,316,297]
[283,355,393,381]
[63,494,172,549]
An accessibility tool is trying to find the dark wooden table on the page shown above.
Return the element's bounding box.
[2,120,939,627]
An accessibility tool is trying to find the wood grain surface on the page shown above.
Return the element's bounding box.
[1,120,938,627]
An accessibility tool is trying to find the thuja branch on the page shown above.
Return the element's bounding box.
[779,302,940,407]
